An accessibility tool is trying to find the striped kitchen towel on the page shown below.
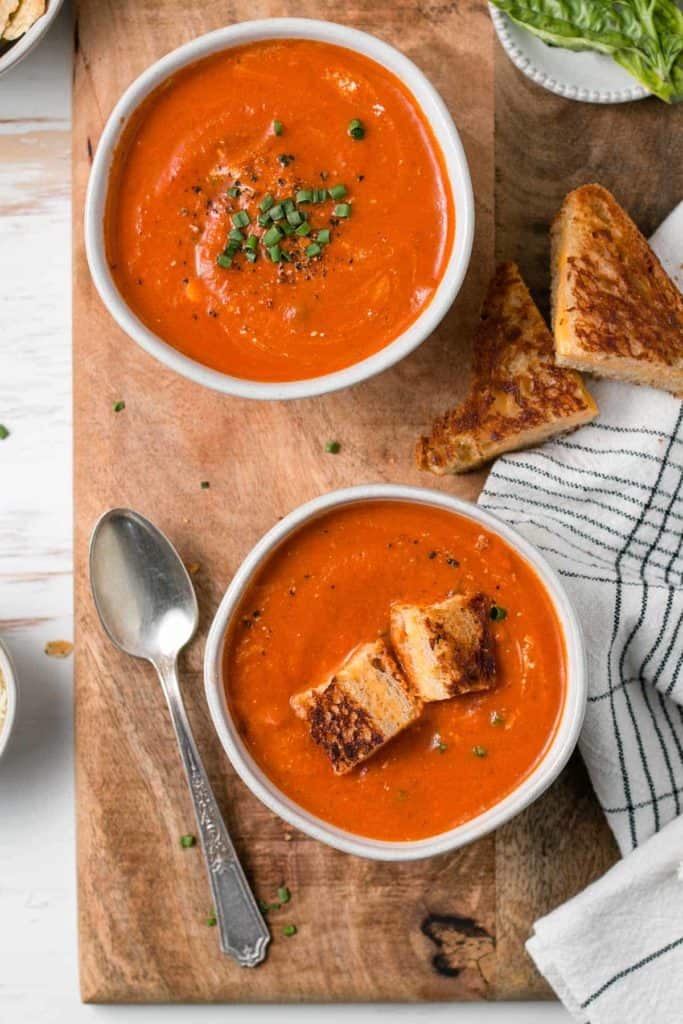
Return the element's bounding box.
[479,202,683,1022]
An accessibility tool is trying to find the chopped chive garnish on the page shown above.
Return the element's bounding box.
[269,203,284,221]
[216,253,232,268]
[283,199,295,213]
[263,225,283,247]
[113,400,125,413]
[314,189,327,203]
[227,186,240,198]
[296,189,313,204]
[232,210,250,228]
[490,605,508,621]
[306,242,322,258]
[333,203,351,218]
[179,834,196,848]
[0,424,9,439]
[228,227,244,241]
[295,221,312,237]
[259,193,275,213]
[277,886,291,904]
[328,184,347,200]
[325,440,340,453]
[281,222,296,237]
[245,250,257,263]
[206,913,217,927]
[268,244,282,262]
[258,212,271,227]
[259,900,280,913]
[246,234,259,252]
[282,924,297,937]
[348,118,365,140]
[200,481,210,489]
[490,711,505,727]
[287,209,303,226]
[273,119,283,136]
[472,745,488,758]
[317,228,331,245]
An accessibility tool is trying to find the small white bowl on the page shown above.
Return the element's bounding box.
[204,484,586,861]
[85,18,474,401]
[490,5,648,104]
[0,638,18,762]
[0,0,65,79]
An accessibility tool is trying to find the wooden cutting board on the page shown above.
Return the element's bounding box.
[73,0,681,1003]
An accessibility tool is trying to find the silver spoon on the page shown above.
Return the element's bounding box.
[89,508,270,967]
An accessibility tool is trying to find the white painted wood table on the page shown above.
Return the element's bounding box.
[0,7,571,1022]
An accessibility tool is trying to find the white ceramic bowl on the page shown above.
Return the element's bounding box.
[0,0,65,79]
[204,484,586,861]
[0,638,18,762]
[85,18,474,401]
[489,5,648,104]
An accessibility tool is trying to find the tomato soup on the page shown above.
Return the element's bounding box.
[224,501,566,842]
[105,40,454,382]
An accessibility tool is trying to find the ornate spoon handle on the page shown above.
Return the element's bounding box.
[156,655,270,967]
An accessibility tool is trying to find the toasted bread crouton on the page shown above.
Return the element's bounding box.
[290,639,422,774]
[552,184,683,396]
[416,263,598,475]
[390,593,496,701]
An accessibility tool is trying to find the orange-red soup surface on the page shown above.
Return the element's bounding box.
[105,40,454,382]
[225,501,566,842]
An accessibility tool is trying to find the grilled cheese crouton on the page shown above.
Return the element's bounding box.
[552,184,683,395]
[390,593,496,702]
[290,639,422,775]
[417,263,598,474]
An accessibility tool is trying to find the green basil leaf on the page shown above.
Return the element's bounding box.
[491,0,683,103]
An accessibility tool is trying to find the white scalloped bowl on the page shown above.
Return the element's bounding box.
[204,484,587,861]
[490,5,649,104]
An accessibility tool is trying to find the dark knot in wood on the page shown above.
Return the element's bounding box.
[421,913,495,982]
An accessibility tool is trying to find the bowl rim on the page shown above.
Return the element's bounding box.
[84,17,475,401]
[204,483,587,861]
[0,638,18,762]
[0,0,65,79]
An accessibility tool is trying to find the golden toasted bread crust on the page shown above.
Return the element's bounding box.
[424,592,496,696]
[291,640,421,775]
[417,262,597,475]
[306,680,385,774]
[391,592,496,701]
[552,184,683,389]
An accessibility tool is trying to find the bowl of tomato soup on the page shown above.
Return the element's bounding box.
[85,19,473,399]
[204,485,586,860]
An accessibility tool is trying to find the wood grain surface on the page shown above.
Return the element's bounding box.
[73,0,679,1005]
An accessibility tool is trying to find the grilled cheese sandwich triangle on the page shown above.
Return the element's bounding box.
[417,262,598,475]
[552,184,683,396]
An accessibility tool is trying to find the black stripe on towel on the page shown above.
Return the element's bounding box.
[608,406,683,846]
[590,422,682,445]
[580,934,683,1009]
[555,438,683,472]
[614,429,683,834]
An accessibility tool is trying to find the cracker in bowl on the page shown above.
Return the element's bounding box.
[2,0,45,42]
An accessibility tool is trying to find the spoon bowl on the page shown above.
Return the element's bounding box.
[90,508,198,662]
